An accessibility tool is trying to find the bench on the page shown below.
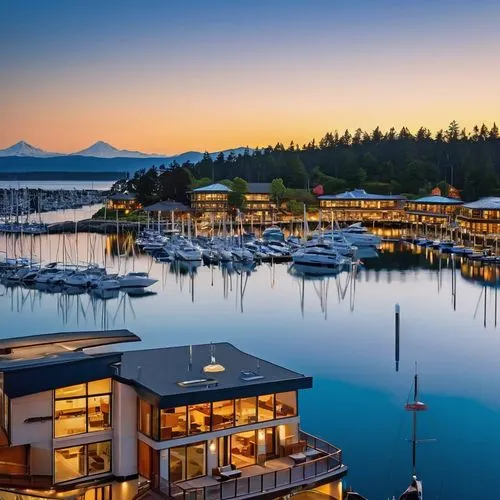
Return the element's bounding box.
[213,464,242,481]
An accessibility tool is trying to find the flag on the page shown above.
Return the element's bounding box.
[448,185,461,200]
[431,186,441,196]
[312,184,324,196]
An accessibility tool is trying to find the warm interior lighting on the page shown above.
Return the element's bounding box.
[209,441,216,453]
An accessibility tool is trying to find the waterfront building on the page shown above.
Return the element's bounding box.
[456,197,500,236]
[405,195,463,225]
[0,330,346,500]
[244,183,275,221]
[106,193,141,214]
[190,183,232,219]
[317,189,406,223]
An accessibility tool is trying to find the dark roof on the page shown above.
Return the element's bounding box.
[246,183,271,194]
[119,342,312,407]
[0,330,140,398]
[143,200,191,212]
[318,189,406,201]
[411,195,463,205]
[0,329,139,370]
[108,192,136,201]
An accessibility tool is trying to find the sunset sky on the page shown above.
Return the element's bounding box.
[1,0,499,154]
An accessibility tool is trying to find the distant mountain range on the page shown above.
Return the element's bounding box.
[0,141,252,179]
[0,140,251,162]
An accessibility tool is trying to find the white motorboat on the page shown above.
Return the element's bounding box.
[175,244,202,261]
[95,277,121,290]
[117,272,157,288]
[292,243,346,268]
[336,223,381,248]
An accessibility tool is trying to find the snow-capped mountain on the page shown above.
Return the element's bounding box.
[72,141,161,159]
[0,141,60,157]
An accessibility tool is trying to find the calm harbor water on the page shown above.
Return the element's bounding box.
[1,230,500,499]
[0,180,114,190]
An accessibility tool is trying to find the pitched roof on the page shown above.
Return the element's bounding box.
[246,183,271,194]
[318,189,406,201]
[108,192,136,201]
[193,183,232,193]
[462,197,500,209]
[412,195,463,204]
[143,200,191,212]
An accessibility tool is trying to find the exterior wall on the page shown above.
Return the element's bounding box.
[191,192,229,214]
[112,381,138,478]
[457,207,500,235]
[10,391,52,447]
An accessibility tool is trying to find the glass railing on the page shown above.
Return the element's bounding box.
[157,431,342,500]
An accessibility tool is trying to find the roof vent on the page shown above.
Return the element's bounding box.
[203,343,225,373]
[177,378,218,388]
[240,370,264,381]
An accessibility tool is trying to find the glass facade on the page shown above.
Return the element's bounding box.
[54,441,111,483]
[54,379,112,438]
[138,391,297,441]
[169,442,206,482]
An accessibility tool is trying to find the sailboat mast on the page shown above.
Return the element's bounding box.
[412,368,418,475]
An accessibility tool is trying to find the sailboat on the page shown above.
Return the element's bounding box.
[399,365,427,500]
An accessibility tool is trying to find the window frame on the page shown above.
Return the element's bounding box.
[53,379,113,439]
[53,440,112,484]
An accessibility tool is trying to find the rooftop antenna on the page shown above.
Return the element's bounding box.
[203,342,225,373]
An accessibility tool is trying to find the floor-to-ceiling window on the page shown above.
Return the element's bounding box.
[258,394,274,422]
[169,443,206,482]
[212,400,234,430]
[188,403,210,434]
[231,430,256,469]
[54,379,112,438]
[54,441,111,484]
[275,392,297,418]
[160,407,187,440]
[235,397,257,426]
[138,440,152,480]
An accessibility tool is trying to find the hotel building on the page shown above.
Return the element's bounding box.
[317,189,406,223]
[0,330,347,500]
[456,197,500,236]
[106,193,141,214]
[190,184,232,219]
[405,195,463,225]
[243,184,275,221]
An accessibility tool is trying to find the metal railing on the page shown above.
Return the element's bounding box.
[157,431,342,500]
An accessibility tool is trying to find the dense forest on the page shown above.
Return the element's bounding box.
[118,121,500,206]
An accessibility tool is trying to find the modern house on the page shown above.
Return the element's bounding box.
[317,189,406,223]
[0,331,347,500]
[106,193,141,214]
[405,195,463,225]
[190,184,232,219]
[244,183,275,221]
[456,197,500,237]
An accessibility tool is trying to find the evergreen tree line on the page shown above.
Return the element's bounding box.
[118,121,500,205]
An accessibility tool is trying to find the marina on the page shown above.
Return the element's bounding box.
[1,220,500,498]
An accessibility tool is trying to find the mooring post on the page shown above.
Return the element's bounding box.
[395,303,400,372]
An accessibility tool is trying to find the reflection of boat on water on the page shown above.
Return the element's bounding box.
[289,263,344,278]
[170,259,201,275]
[125,288,157,298]
[89,287,120,300]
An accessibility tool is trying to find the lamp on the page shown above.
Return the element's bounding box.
[203,343,225,373]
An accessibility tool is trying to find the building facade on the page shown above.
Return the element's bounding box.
[0,331,347,500]
[106,193,141,213]
[405,195,463,225]
[243,183,275,221]
[190,183,232,219]
[318,189,406,223]
[456,197,500,236]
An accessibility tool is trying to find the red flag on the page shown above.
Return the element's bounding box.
[312,184,324,196]
[431,186,441,196]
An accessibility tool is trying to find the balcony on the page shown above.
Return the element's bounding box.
[158,431,345,500]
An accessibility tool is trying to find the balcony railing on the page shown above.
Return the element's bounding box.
[157,431,342,500]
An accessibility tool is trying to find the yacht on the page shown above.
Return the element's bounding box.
[336,223,381,248]
[175,243,202,261]
[292,243,346,268]
[117,272,157,288]
[262,226,285,242]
